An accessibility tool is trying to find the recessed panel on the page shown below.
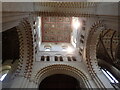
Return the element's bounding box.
[42,17,72,43]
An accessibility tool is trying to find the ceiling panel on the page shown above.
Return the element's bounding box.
[42,17,72,43]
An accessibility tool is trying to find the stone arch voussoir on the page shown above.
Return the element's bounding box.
[32,64,91,88]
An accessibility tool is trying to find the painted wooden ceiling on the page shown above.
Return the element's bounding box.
[42,17,72,43]
[96,29,120,70]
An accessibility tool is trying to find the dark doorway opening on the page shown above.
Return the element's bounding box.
[39,74,81,89]
[2,27,20,64]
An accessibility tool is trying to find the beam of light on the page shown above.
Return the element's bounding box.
[72,18,81,29]
[45,48,50,51]
[67,47,74,53]
[62,48,67,51]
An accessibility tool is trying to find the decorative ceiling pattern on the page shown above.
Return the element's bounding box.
[35,2,97,17]
[37,2,96,8]
[42,17,72,43]
[96,29,120,70]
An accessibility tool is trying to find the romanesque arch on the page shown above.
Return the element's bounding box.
[13,18,34,78]
[86,20,119,88]
[32,64,92,88]
[86,20,106,88]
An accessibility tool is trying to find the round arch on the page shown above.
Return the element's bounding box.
[86,20,119,88]
[39,74,80,88]
[14,18,34,78]
[32,64,91,88]
[86,20,106,88]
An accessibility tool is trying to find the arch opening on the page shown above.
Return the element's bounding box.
[39,74,81,89]
[34,64,89,88]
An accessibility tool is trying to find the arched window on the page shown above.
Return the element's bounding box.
[72,56,77,61]
[54,54,63,61]
[60,56,63,61]
[44,45,51,51]
[67,56,71,61]
[41,56,44,61]
[55,56,58,61]
[101,69,119,83]
[101,68,120,89]
[41,56,50,61]
[46,56,50,61]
